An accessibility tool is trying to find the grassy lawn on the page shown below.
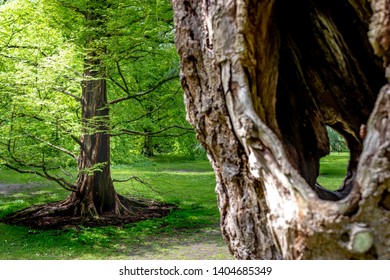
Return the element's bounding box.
[318,152,349,191]
[0,157,232,260]
[0,153,348,259]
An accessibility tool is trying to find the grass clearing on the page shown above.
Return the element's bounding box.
[318,152,349,190]
[0,157,231,260]
[0,153,348,259]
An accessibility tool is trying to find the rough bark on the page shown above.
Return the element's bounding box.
[57,4,122,219]
[66,57,122,218]
[172,0,390,259]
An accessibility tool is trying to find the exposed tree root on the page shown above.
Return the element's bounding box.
[0,195,175,230]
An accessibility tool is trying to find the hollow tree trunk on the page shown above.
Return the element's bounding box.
[172,0,390,259]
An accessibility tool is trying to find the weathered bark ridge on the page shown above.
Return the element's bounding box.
[173,0,390,259]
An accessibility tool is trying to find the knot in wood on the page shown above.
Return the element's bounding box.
[341,223,374,254]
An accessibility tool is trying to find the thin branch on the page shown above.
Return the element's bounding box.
[0,53,39,66]
[28,134,78,161]
[111,86,182,129]
[61,167,74,180]
[113,175,143,183]
[108,75,179,105]
[3,163,42,176]
[7,140,51,170]
[52,87,82,102]
[42,166,77,192]
[3,163,76,192]
[5,44,48,57]
[16,112,83,148]
[4,132,76,192]
[115,60,130,94]
[108,73,129,96]
[113,175,162,195]
[110,125,194,137]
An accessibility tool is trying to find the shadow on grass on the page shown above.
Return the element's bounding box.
[0,159,228,260]
[0,216,232,260]
[0,185,231,260]
[122,225,233,260]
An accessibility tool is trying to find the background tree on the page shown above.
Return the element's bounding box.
[0,0,81,179]
[172,0,390,259]
[0,0,187,225]
[104,0,194,159]
[327,126,349,153]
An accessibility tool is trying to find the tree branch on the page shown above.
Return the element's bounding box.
[113,175,143,183]
[110,125,194,137]
[15,112,83,148]
[111,86,182,129]
[3,163,76,192]
[28,134,78,161]
[113,175,162,195]
[5,44,48,57]
[52,87,82,102]
[3,133,76,192]
[108,75,179,105]
[42,166,77,192]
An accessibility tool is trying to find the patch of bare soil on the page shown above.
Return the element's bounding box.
[0,183,39,195]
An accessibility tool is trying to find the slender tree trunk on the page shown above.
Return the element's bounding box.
[172,0,390,259]
[142,128,154,157]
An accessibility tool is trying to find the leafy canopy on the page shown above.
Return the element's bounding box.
[0,0,198,186]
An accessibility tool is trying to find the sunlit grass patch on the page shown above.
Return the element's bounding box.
[0,158,227,259]
[318,152,349,191]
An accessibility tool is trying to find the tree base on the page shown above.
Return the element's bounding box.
[0,195,175,229]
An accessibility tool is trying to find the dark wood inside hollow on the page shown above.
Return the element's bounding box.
[269,0,385,200]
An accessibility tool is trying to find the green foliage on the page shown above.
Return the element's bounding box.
[327,126,349,153]
[0,0,81,178]
[105,0,195,158]
[0,0,198,183]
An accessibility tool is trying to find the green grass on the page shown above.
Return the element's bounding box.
[0,157,231,260]
[318,152,349,191]
[0,153,349,259]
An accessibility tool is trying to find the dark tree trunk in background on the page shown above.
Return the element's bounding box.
[172,0,390,259]
[142,130,154,157]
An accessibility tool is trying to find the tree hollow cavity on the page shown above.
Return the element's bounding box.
[315,126,350,200]
[251,0,386,200]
